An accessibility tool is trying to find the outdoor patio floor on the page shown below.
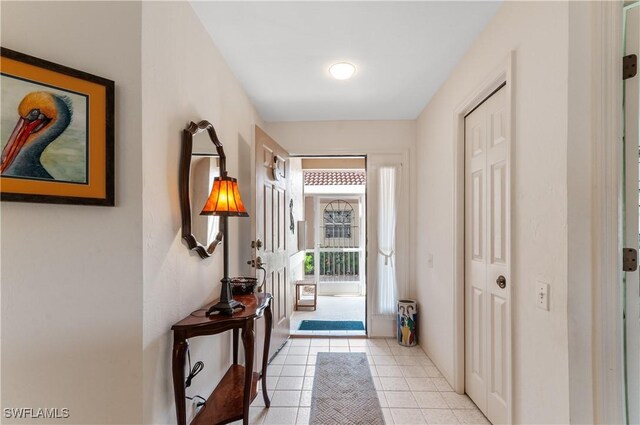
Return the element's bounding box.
[291,295,366,336]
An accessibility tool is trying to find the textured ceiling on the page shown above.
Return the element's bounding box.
[192,1,501,121]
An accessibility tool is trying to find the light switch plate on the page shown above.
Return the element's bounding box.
[536,282,549,311]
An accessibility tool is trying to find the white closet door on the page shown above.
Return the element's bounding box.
[465,86,510,424]
[465,97,488,413]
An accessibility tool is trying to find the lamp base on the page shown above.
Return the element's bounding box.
[207,298,245,316]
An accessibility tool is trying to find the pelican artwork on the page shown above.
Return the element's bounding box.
[1,91,72,179]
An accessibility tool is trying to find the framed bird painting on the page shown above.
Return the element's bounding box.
[0,47,114,206]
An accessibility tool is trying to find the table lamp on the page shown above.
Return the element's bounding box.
[200,136,249,316]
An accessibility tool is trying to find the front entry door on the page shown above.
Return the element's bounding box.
[254,126,291,359]
[464,85,510,424]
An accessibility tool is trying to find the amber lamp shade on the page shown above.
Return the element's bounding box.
[200,173,249,316]
[201,176,249,217]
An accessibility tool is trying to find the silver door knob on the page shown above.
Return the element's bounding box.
[496,275,506,289]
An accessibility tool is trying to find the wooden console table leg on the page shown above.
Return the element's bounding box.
[262,299,273,407]
[172,337,188,425]
[233,328,239,365]
[241,320,255,425]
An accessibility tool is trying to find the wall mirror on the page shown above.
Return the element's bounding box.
[179,121,223,259]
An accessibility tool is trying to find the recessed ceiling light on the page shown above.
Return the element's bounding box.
[329,62,356,80]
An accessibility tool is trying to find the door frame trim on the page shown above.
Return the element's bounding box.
[592,2,625,423]
[452,52,514,424]
[289,154,370,336]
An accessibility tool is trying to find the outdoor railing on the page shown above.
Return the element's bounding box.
[305,248,361,282]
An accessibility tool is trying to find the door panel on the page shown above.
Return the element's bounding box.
[465,85,510,424]
[278,268,287,322]
[277,188,286,251]
[485,87,509,425]
[255,126,291,361]
[266,185,273,251]
[465,100,488,413]
[491,162,506,264]
[472,171,484,261]
[471,288,484,378]
[490,294,506,401]
[624,5,640,424]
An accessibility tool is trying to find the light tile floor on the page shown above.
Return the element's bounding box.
[233,338,490,425]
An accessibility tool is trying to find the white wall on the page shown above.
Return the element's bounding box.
[140,2,264,424]
[414,2,572,423]
[265,120,415,156]
[566,3,596,423]
[0,2,143,424]
[265,121,416,336]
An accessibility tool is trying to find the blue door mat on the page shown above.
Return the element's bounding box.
[298,320,365,331]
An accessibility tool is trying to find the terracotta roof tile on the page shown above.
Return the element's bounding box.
[304,170,366,186]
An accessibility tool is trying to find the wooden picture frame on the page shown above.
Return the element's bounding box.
[0,47,114,206]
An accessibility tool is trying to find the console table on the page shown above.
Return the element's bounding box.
[171,293,273,425]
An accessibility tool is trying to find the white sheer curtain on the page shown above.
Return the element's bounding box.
[376,166,398,316]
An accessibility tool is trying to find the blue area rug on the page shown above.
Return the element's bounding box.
[299,320,365,331]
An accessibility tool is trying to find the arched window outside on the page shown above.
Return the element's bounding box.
[323,200,355,240]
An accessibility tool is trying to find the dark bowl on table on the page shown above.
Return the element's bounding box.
[230,277,259,295]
